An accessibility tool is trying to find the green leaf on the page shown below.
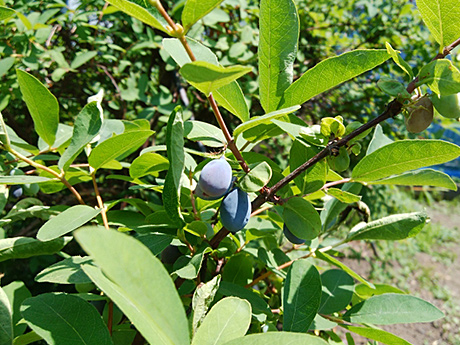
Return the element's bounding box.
[343,293,444,324]
[16,70,59,147]
[37,205,102,241]
[21,293,113,345]
[354,283,405,301]
[222,253,254,286]
[173,247,211,280]
[0,286,13,345]
[129,153,169,178]
[280,50,390,108]
[319,269,354,315]
[0,57,15,78]
[75,227,189,345]
[290,140,327,194]
[367,124,393,155]
[327,188,361,203]
[283,259,321,332]
[416,59,460,96]
[0,237,70,263]
[3,281,31,337]
[35,256,92,284]
[233,106,300,140]
[163,38,249,122]
[309,314,338,331]
[369,168,457,190]
[184,121,226,147]
[105,0,168,33]
[192,275,221,334]
[352,140,460,182]
[259,0,299,112]
[377,77,411,99]
[283,197,321,240]
[70,51,98,70]
[0,176,53,184]
[182,0,224,32]
[58,102,102,171]
[217,281,272,317]
[239,162,272,192]
[385,42,414,79]
[315,251,374,289]
[180,61,252,96]
[347,212,427,241]
[416,0,460,47]
[163,106,185,228]
[13,331,44,345]
[222,332,329,345]
[0,6,15,20]
[192,297,251,345]
[340,325,412,345]
[88,130,154,171]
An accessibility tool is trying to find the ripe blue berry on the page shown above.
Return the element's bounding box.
[10,185,23,199]
[197,158,233,199]
[283,224,305,245]
[220,187,251,233]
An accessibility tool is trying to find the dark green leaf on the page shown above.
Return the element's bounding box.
[3,281,31,337]
[218,281,272,317]
[184,121,226,147]
[222,253,254,286]
[283,197,321,240]
[319,269,354,314]
[0,6,15,21]
[21,293,112,345]
[173,247,211,280]
[163,106,185,228]
[129,153,169,178]
[16,70,59,147]
[385,42,414,79]
[259,0,299,112]
[283,259,321,332]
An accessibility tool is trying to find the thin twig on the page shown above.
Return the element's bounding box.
[91,173,109,229]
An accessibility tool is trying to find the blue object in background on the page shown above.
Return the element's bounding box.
[429,123,460,178]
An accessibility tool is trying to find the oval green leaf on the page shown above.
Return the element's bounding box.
[222,332,328,345]
[0,286,13,345]
[352,140,460,182]
[343,293,444,325]
[37,205,102,241]
[283,259,322,332]
[88,129,154,171]
[75,227,189,345]
[192,297,251,345]
[35,256,92,284]
[180,61,252,96]
[319,269,354,315]
[0,176,53,185]
[129,152,169,178]
[0,237,71,263]
[416,59,460,96]
[21,293,112,345]
[283,197,321,240]
[16,70,59,147]
[239,161,272,192]
[182,0,224,32]
[346,212,427,242]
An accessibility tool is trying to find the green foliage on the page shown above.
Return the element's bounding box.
[0,0,459,344]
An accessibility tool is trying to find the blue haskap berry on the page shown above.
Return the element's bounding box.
[283,224,306,245]
[197,158,232,199]
[220,187,251,233]
[10,185,23,199]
